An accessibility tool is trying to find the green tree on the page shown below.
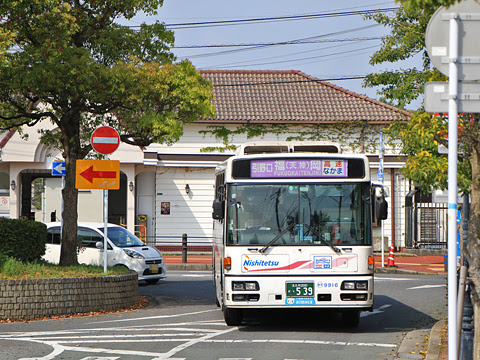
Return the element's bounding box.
[363,3,442,109]
[0,0,215,266]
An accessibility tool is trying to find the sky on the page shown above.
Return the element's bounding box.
[124,0,423,109]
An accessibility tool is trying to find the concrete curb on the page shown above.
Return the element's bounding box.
[425,319,446,360]
[375,267,445,276]
[396,329,430,359]
[395,319,446,360]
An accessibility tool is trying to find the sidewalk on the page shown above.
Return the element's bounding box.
[162,252,447,359]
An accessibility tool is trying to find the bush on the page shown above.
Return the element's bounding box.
[0,252,9,268]
[0,218,47,262]
[2,257,27,277]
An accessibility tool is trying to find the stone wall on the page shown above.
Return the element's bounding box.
[0,273,139,320]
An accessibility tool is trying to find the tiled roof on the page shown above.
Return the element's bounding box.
[198,70,410,124]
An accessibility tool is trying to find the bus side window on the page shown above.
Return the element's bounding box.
[213,172,225,220]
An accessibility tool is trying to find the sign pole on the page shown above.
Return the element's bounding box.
[379,132,385,267]
[88,125,120,274]
[103,154,109,274]
[447,14,459,360]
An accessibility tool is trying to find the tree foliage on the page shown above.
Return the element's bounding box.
[398,0,461,11]
[387,112,472,194]
[0,0,215,265]
[363,4,445,109]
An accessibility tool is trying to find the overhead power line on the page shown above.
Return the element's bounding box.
[126,7,398,30]
[174,37,382,49]
[208,44,381,69]
[163,7,398,29]
[178,24,383,60]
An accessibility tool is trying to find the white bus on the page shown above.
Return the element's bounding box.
[212,142,387,326]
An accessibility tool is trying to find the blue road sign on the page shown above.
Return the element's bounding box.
[52,161,66,176]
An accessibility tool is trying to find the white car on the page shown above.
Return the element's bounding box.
[44,222,166,285]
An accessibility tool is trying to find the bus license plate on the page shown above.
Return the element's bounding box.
[286,282,314,297]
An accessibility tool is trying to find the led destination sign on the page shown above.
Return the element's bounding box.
[251,159,348,178]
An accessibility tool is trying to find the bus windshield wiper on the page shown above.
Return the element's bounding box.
[259,223,294,254]
[303,223,341,254]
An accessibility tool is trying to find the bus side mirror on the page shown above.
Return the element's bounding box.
[376,198,388,221]
[212,200,225,220]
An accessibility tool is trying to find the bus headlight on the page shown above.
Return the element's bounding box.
[232,281,259,291]
[356,281,368,290]
[342,281,356,290]
[245,282,258,290]
[341,280,368,290]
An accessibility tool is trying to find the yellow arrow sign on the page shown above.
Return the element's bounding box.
[75,160,120,190]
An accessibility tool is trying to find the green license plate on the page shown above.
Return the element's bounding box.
[286,282,314,297]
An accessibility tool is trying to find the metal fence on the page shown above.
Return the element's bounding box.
[405,202,448,249]
[144,234,213,253]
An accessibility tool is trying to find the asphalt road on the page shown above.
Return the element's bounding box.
[0,271,447,360]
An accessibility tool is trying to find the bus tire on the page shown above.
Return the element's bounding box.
[342,309,360,327]
[224,307,243,326]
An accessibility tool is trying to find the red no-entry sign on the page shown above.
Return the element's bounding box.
[91,126,120,155]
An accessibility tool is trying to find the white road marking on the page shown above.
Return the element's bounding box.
[407,284,446,290]
[361,304,392,318]
[92,309,218,324]
[210,339,395,348]
[162,327,237,358]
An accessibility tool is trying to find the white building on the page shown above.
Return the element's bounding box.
[0,70,411,250]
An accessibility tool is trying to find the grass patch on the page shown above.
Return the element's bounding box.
[0,255,131,280]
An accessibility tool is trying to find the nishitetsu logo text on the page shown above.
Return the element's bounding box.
[243,259,280,267]
[241,254,291,272]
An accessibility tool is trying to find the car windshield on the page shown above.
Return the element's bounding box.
[97,226,145,247]
[226,183,371,246]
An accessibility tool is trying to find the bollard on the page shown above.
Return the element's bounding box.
[459,285,474,360]
[182,233,188,263]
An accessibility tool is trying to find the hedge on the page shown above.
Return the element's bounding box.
[0,218,46,262]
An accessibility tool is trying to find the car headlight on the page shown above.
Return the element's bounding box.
[123,249,145,259]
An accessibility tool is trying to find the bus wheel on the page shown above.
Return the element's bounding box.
[224,307,243,326]
[342,309,360,327]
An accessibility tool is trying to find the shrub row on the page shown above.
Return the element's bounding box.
[0,218,47,262]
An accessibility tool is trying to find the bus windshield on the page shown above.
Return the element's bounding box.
[226,183,371,246]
